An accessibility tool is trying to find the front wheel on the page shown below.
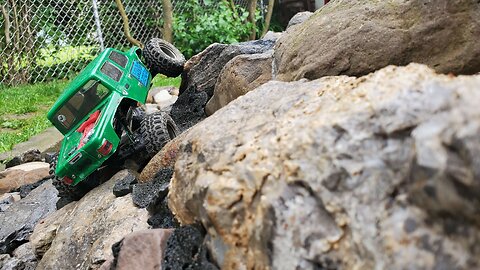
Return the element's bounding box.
[143,38,185,78]
[140,111,179,157]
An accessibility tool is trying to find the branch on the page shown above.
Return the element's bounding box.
[261,0,274,37]
[114,0,143,48]
[248,0,257,40]
[223,0,238,21]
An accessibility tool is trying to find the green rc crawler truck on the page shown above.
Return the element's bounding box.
[47,39,185,205]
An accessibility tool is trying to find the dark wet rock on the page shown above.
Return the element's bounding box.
[42,152,57,166]
[170,86,209,132]
[132,168,172,208]
[171,40,276,131]
[163,225,217,270]
[4,157,21,169]
[0,180,57,254]
[21,149,42,163]
[14,178,49,198]
[112,170,137,197]
[148,197,180,229]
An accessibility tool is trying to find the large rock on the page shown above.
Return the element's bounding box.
[205,50,274,116]
[172,40,276,131]
[0,162,50,195]
[274,0,480,82]
[0,180,57,254]
[29,202,76,258]
[36,171,149,269]
[168,64,480,269]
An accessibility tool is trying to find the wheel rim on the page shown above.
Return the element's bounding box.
[159,43,176,59]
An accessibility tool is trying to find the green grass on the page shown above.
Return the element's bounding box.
[152,75,181,88]
[0,76,181,154]
[0,80,68,153]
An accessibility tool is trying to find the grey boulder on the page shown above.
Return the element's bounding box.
[168,64,480,269]
[274,0,480,81]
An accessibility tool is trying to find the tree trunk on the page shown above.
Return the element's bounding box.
[248,0,257,40]
[1,3,11,82]
[261,0,274,37]
[1,4,10,47]
[161,0,173,43]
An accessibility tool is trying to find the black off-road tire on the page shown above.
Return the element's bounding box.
[143,38,185,77]
[49,154,99,209]
[140,111,179,157]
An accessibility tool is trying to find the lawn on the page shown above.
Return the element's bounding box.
[0,75,181,153]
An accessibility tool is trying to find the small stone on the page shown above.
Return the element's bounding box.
[132,168,172,208]
[21,149,42,163]
[5,156,22,169]
[113,171,137,197]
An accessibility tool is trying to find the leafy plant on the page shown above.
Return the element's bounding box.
[172,0,253,58]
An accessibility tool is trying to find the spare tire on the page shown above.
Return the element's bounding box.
[140,111,180,156]
[143,38,185,77]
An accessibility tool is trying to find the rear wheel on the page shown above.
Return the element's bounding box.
[143,38,185,77]
[49,154,100,209]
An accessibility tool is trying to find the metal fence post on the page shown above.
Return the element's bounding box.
[92,0,105,51]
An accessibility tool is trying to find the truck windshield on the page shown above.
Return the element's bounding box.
[53,80,109,132]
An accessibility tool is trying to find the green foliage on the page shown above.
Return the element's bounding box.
[172,0,253,58]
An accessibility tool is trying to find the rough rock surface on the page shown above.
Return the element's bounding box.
[0,243,37,270]
[286,11,313,29]
[0,192,20,212]
[112,170,137,197]
[36,172,149,269]
[0,162,50,195]
[169,64,480,269]
[29,202,76,258]
[132,168,172,209]
[205,50,273,116]
[163,226,218,270]
[147,197,179,229]
[172,40,276,131]
[99,229,173,270]
[274,0,480,81]
[0,181,57,254]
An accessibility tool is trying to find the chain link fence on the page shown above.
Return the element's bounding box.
[0,0,265,86]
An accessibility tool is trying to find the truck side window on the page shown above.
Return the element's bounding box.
[109,51,128,68]
[101,61,123,82]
